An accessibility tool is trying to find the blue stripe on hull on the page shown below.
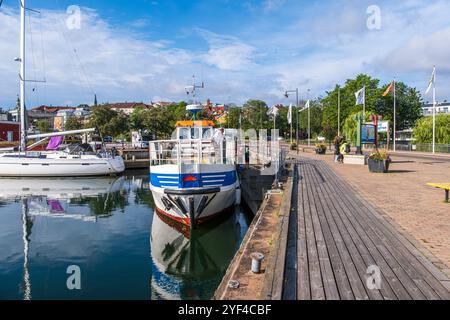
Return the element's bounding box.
[150,171,237,189]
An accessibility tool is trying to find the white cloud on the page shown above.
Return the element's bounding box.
[0,6,194,107]
[197,29,257,71]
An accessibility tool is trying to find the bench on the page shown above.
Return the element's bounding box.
[427,183,450,203]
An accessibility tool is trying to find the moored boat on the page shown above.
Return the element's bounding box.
[149,119,241,228]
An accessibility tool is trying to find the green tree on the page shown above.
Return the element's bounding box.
[88,106,129,137]
[375,82,423,131]
[322,74,382,136]
[241,100,270,131]
[342,111,376,144]
[413,114,450,144]
[142,107,177,139]
[129,107,147,130]
[36,119,52,134]
[64,116,83,131]
[225,107,242,129]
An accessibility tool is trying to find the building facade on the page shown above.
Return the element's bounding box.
[422,102,450,116]
[0,121,20,142]
[104,102,152,115]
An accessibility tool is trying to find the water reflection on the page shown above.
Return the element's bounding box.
[150,209,245,300]
[0,174,249,300]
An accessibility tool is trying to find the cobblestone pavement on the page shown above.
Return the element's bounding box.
[290,150,450,275]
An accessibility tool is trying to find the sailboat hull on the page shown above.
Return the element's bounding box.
[0,155,125,177]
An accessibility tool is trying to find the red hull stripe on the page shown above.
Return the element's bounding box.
[155,205,234,227]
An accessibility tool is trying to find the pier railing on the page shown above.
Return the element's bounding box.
[149,138,239,166]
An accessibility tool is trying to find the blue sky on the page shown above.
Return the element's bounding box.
[1,0,449,108]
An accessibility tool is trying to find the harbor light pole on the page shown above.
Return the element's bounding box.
[284,89,299,153]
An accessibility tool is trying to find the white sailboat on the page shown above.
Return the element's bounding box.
[0,0,125,177]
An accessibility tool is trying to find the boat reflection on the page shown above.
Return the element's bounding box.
[150,209,243,300]
[1,176,128,300]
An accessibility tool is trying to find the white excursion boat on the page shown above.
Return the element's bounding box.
[149,118,241,229]
[149,78,240,228]
[0,0,125,177]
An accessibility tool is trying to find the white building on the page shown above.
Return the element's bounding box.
[422,102,450,116]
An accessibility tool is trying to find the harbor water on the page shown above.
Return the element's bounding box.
[0,171,251,300]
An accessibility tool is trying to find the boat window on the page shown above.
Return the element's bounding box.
[66,143,95,155]
[191,128,201,140]
[179,128,190,140]
[202,128,213,139]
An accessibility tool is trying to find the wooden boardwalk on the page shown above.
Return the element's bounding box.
[265,158,450,300]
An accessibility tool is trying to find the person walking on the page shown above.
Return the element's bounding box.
[334,136,342,163]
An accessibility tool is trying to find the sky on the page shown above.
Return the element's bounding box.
[0,0,449,109]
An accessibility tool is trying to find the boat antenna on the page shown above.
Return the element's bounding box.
[185,75,204,121]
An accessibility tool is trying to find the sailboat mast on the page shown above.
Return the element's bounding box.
[20,0,26,152]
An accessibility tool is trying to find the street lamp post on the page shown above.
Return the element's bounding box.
[284,89,299,153]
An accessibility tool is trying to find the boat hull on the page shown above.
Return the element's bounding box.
[0,155,125,177]
[149,164,239,227]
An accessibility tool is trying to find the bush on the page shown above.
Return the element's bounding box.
[315,143,327,150]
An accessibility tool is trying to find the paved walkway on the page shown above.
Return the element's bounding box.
[276,157,450,300]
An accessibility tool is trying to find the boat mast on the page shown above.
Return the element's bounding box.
[19,0,27,152]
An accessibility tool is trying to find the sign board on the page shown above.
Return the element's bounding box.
[361,124,376,144]
[377,121,389,133]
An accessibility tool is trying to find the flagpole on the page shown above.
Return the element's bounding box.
[363,86,366,119]
[337,86,341,137]
[393,79,396,152]
[432,67,436,154]
[308,89,311,147]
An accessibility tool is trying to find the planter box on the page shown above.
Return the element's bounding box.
[343,155,366,166]
[368,159,390,173]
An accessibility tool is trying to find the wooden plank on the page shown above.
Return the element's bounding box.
[303,163,340,300]
[269,169,294,300]
[282,166,298,300]
[302,163,326,300]
[296,165,311,300]
[303,162,355,300]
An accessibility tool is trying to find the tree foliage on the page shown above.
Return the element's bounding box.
[36,119,52,134]
[64,116,83,131]
[413,114,450,144]
[88,106,129,137]
[342,111,376,144]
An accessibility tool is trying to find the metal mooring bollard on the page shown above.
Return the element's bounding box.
[250,252,265,274]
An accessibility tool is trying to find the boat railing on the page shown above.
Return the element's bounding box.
[149,138,238,166]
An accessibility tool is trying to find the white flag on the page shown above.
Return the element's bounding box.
[287,103,292,124]
[267,105,279,117]
[355,87,365,105]
[425,66,436,95]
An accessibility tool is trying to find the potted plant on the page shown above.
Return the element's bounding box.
[315,143,327,155]
[368,149,391,173]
